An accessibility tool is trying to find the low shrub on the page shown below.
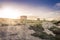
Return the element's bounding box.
[29,24,55,40]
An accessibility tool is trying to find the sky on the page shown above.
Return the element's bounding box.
[0,0,60,20]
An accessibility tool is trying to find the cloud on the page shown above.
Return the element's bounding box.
[54,3,60,10]
[56,3,60,7]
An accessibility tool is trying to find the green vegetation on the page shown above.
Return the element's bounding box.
[0,23,8,26]
[1,24,8,26]
[29,24,55,40]
[29,24,44,32]
[28,20,60,40]
[49,26,60,40]
[51,20,60,25]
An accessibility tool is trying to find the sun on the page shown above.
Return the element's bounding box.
[0,6,20,19]
[0,4,33,19]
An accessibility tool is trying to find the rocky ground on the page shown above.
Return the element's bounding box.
[0,21,60,40]
[0,25,42,40]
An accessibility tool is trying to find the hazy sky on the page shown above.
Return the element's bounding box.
[0,0,60,19]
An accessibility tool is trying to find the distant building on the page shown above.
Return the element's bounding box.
[37,18,40,21]
[20,16,27,24]
[20,16,27,20]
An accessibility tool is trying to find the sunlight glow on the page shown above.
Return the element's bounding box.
[0,6,21,19]
[0,4,33,19]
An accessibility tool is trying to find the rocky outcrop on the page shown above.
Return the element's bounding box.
[42,22,56,36]
[0,25,41,40]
